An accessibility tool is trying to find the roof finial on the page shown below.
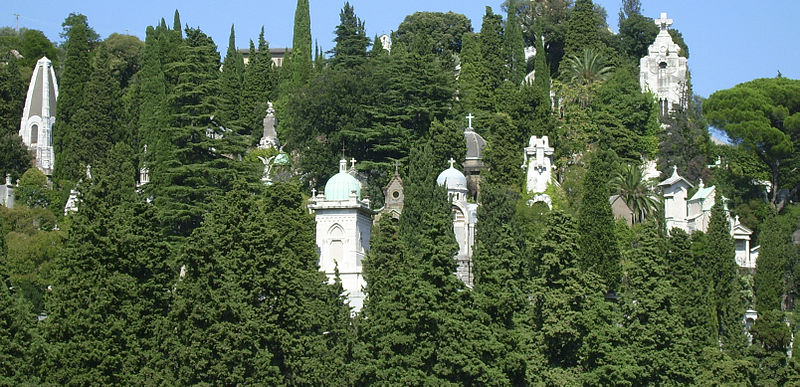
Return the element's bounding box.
[698,178,704,188]
[342,143,346,159]
[466,113,475,130]
[655,12,673,32]
[448,158,456,169]
[393,160,400,175]
[672,165,678,175]
[350,157,357,169]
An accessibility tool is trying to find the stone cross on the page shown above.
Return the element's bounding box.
[655,12,673,31]
[311,187,317,197]
[466,113,474,129]
[448,158,456,168]
[393,160,400,175]
[350,158,357,169]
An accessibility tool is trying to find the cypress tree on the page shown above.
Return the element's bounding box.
[240,27,276,134]
[0,57,32,180]
[330,2,369,69]
[136,25,169,167]
[168,181,351,385]
[0,278,36,385]
[706,191,746,351]
[285,0,313,92]
[504,0,526,85]
[577,150,621,288]
[477,7,505,112]
[172,9,182,36]
[53,18,91,184]
[458,31,481,113]
[669,228,716,347]
[560,0,606,78]
[219,24,245,124]
[60,46,121,183]
[481,112,525,189]
[754,214,794,312]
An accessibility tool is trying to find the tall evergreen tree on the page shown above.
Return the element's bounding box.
[754,214,795,312]
[219,24,245,124]
[504,0,526,85]
[0,278,37,385]
[0,57,32,180]
[577,150,621,288]
[458,31,481,113]
[706,191,746,351]
[477,7,505,112]
[284,0,313,92]
[168,181,351,385]
[482,112,524,189]
[240,27,276,134]
[330,2,369,69]
[53,17,92,184]
[59,47,121,183]
[172,9,182,36]
[669,228,717,347]
[560,0,606,78]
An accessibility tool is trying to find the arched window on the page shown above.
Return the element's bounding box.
[30,124,38,144]
[328,224,345,267]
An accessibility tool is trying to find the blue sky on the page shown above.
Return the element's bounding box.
[5,1,799,98]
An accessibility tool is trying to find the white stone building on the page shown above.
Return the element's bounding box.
[659,166,758,269]
[20,56,58,176]
[640,13,688,116]
[437,159,478,288]
[308,158,374,313]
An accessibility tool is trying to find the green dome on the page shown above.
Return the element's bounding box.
[325,159,361,200]
[274,152,290,165]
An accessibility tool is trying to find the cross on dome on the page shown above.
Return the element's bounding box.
[448,158,456,168]
[466,113,475,129]
[655,12,673,32]
[350,158,357,169]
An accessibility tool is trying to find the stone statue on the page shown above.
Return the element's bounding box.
[259,101,280,149]
[258,155,276,185]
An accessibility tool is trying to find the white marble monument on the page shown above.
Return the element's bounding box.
[640,13,688,115]
[522,135,554,208]
[437,158,477,288]
[308,158,374,313]
[20,57,58,176]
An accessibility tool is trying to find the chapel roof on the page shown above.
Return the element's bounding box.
[437,159,468,192]
[465,127,486,160]
[324,158,361,200]
[658,166,693,188]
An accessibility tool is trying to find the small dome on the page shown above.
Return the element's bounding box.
[437,162,468,192]
[465,127,487,160]
[274,152,290,165]
[325,159,361,200]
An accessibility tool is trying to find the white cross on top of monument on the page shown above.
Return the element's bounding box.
[656,12,673,31]
[448,158,456,168]
[466,113,474,129]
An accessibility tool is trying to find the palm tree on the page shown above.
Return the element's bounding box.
[610,164,660,224]
[564,48,614,85]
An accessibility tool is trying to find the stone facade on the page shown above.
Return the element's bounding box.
[523,135,554,208]
[309,158,375,313]
[640,13,688,116]
[437,159,477,288]
[660,166,758,269]
[20,56,58,176]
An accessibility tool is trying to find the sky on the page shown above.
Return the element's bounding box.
[4,1,799,98]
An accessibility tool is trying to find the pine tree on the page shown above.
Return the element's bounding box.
[219,25,245,124]
[706,191,746,351]
[504,0,526,85]
[754,214,794,312]
[53,18,92,184]
[330,2,369,69]
[577,150,621,288]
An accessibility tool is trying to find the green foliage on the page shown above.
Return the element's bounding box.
[706,191,748,351]
[284,0,313,93]
[239,27,276,135]
[754,214,795,311]
[617,8,658,63]
[168,181,351,385]
[0,57,32,179]
[101,33,144,88]
[330,2,370,69]
[393,11,472,56]
[458,31,481,112]
[562,48,613,85]
[610,164,660,224]
[658,95,712,182]
[219,25,245,124]
[0,277,37,385]
[578,150,621,288]
[504,0,526,85]
[477,7,506,112]
[704,77,800,213]
[560,0,607,77]
[669,228,716,348]
[482,113,524,189]
[17,168,52,208]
